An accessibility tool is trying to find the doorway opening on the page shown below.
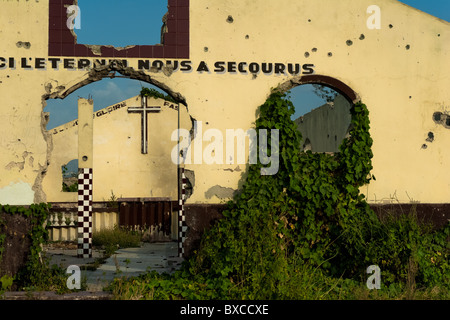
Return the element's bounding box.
[43,74,190,244]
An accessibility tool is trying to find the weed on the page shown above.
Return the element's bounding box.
[92,226,141,256]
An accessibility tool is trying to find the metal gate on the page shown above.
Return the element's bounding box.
[118,198,174,241]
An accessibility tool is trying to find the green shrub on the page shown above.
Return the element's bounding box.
[363,212,449,288]
[108,92,449,300]
[0,203,85,293]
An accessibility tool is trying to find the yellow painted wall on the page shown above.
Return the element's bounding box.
[0,0,449,205]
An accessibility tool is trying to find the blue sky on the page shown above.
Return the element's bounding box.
[45,1,450,129]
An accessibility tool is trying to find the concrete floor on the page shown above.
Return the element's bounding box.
[43,242,183,292]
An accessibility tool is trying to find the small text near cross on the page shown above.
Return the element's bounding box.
[128,95,161,154]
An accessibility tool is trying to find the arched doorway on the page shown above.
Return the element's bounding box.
[42,70,191,245]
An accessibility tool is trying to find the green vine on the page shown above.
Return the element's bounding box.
[109,91,449,299]
[140,87,177,104]
[0,203,51,288]
[186,91,380,291]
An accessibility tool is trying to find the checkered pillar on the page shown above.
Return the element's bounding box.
[77,168,93,259]
[178,167,187,258]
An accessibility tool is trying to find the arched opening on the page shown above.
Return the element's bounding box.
[42,72,191,244]
[43,61,187,106]
[45,77,150,130]
[280,75,359,103]
[280,75,359,155]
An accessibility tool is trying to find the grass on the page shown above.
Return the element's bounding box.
[106,206,449,301]
[107,265,450,300]
[92,226,142,256]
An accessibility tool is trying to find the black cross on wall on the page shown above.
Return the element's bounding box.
[128,96,161,154]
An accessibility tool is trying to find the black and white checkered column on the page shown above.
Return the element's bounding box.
[178,168,187,258]
[77,168,93,259]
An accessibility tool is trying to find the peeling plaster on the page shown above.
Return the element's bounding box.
[205,185,237,200]
[223,166,242,172]
[5,151,33,172]
[0,181,35,205]
[184,169,195,199]
[5,161,25,171]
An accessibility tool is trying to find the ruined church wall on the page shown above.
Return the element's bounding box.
[0,0,449,206]
[184,0,450,204]
[42,96,191,202]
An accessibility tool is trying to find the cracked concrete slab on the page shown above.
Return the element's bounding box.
[43,242,183,292]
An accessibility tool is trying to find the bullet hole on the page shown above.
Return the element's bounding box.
[406,44,410,50]
[327,52,333,57]
[433,111,450,129]
[359,34,365,40]
[409,96,412,99]
[312,47,317,52]
[304,52,310,58]
[82,156,88,162]
[308,19,311,22]
[426,132,435,143]
[421,144,428,150]
[433,112,442,122]
[16,41,31,49]
[389,24,393,29]
[437,34,440,37]
[204,47,208,52]
[346,40,353,46]
[226,15,234,23]
[245,35,249,39]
